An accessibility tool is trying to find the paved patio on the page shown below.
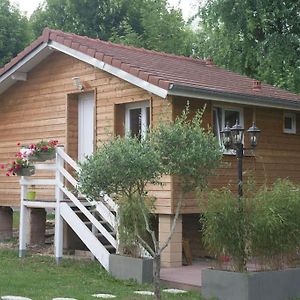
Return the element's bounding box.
[161,260,213,291]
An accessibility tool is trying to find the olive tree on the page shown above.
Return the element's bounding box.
[78,107,222,300]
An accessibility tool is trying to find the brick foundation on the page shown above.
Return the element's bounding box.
[26,208,46,245]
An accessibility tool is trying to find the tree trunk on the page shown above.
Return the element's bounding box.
[153,254,161,300]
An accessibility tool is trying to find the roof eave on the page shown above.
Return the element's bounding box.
[168,84,300,111]
[0,42,53,95]
[48,41,168,98]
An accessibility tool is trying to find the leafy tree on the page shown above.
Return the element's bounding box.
[79,106,221,300]
[0,0,32,68]
[110,0,196,56]
[30,0,196,56]
[30,0,125,40]
[196,0,300,94]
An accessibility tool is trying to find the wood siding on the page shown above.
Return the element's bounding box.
[1,52,299,215]
[0,52,173,213]
[172,98,300,213]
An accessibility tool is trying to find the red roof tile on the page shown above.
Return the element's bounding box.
[0,27,299,103]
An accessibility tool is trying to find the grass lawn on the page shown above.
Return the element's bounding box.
[0,249,204,300]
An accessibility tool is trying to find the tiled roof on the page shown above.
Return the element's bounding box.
[1,27,299,102]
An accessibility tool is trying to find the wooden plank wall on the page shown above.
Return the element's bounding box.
[0,51,173,213]
[172,98,300,213]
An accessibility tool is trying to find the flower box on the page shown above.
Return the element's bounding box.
[109,254,153,283]
[15,166,35,176]
[202,268,300,300]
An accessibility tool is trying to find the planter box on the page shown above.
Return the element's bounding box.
[109,254,153,284]
[202,268,300,300]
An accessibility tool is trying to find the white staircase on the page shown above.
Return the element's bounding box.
[19,146,118,271]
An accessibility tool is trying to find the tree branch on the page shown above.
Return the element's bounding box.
[136,233,155,257]
[159,189,184,253]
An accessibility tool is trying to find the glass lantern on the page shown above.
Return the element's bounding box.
[220,123,232,149]
[230,120,244,146]
[247,122,261,148]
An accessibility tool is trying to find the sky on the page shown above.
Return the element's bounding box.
[11,0,199,20]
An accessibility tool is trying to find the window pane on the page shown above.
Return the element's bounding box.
[129,108,141,139]
[284,117,292,130]
[146,107,150,129]
[213,108,221,145]
[224,110,240,127]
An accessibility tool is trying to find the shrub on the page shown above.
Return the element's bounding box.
[251,179,300,269]
[201,179,300,271]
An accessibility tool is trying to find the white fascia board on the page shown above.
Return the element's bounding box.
[0,42,48,85]
[168,88,300,111]
[48,41,168,99]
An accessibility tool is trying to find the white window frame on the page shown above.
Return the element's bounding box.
[283,112,296,134]
[213,105,244,153]
[125,101,150,139]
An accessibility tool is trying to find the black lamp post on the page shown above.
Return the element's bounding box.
[221,120,261,198]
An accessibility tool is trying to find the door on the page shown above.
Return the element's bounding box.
[78,92,95,161]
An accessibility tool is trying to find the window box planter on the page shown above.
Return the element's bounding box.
[28,151,56,162]
[202,268,300,300]
[109,254,153,284]
[16,166,35,176]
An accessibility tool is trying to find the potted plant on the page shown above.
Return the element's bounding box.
[27,139,58,161]
[2,150,35,176]
[26,185,36,200]
[200,180,300,300]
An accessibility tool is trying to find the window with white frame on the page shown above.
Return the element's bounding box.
[213,106,244,149]
[283,112,296,134]
[125,101,150,140]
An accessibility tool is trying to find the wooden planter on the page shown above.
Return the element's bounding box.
[202,268,300,300]
[109,254,153,283]
[16,166,35,176]
[28,151,55,162]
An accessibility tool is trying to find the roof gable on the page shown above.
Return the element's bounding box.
[0,28,299,109]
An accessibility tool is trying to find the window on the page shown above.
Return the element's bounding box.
[213,106,244,150]
[283,113,296,134]
[125,101,150,140]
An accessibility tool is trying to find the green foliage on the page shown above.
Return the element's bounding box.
[30,0,196,56]
[0,0,32,67]
[196,0,300,94]
[78,136,161,199]
[30,0,124,40]
[150,106,222,193]
[201,188,250,272]
[78,136,160,255]
[118,193,154,257]
[251,179,300,269]
[201,179,300,271]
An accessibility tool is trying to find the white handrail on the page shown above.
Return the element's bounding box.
[59,184,117,248]
[56,147,79,172]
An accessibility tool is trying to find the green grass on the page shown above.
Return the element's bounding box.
[0,249,203,300]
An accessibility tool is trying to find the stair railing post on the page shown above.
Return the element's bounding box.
[54,146,64,263]
[19,178,28,257]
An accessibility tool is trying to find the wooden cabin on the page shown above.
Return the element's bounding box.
[0,28,300,268]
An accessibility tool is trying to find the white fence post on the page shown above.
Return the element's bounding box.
[19,181,28,257]
[54,146,64,263]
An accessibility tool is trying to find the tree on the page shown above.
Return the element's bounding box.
[30,0,196,56]
[195,0,300,94]
[79,106,222,300]
[110,0,196,56]
[0,0,32,68]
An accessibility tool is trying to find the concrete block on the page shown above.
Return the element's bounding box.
[26,208,46,245]
[0,207,13,240]
[202,268,300,300]
[109,254,153,283]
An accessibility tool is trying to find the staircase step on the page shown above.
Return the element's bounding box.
[95,231,116,238]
